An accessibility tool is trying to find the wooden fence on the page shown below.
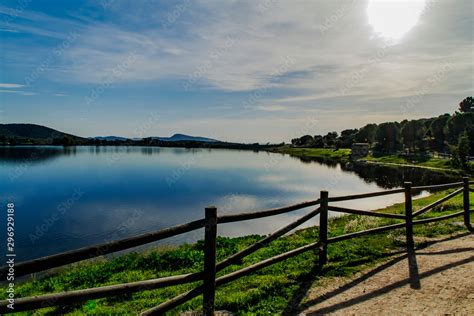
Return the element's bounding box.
[1,177,473,315]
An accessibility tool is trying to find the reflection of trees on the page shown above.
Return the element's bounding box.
[141,147,154,155]
[344,163,456,189]
[289,155,340,168]
[0,147,459,189]
[291,155,457,189]
[0,146,74,164]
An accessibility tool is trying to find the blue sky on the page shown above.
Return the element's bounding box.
[0,0,472,142]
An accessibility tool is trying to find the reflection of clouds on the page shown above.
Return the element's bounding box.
[61,202,162,239]
[215,194,262,214]
[330,189,430,211]
[218,208,316,237]
[334,194,405,211]
[5,146,444,261]
[257,174,318,195]
[214,192,319,237]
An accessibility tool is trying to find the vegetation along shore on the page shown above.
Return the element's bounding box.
[279,98,473,173]
[1,189,472,315]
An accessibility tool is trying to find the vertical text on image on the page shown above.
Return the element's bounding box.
[6,202,16,310]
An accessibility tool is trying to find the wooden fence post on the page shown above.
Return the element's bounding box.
[319,191,329,267]
[404,182,414,248]
[203,206,217,316]
[463,177,473,232]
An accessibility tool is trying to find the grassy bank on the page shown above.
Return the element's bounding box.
[270,146,352,163]
[270,146,473,173]
[2,190,472,315]
[362,154,450,169]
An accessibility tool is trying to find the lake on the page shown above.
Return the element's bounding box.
[0,146,456,261]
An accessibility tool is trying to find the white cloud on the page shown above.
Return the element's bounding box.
[0,89,35,96]
[254,105,288,112]
[0,83,25,88]
[44,0,470,99]
[4,0,472,97]
[0,28,19,33]
[1,0,472,141]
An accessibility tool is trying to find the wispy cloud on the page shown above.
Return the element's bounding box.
[0,83,25,88]
[0,89,35,96]
[0,28,19,33]
[0,0,472,141]
[45,0,471,98]
[254,105,288,112]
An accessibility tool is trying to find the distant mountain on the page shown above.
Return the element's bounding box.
[0,124,221,145]
[0,124,84,142]
[155,134,219,143]
[92,136,130,141]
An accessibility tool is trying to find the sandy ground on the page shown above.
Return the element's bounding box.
[298,233,474,316]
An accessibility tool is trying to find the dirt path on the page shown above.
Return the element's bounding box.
[298,233,474,315]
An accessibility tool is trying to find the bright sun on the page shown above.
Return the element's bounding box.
[367,0,427,43]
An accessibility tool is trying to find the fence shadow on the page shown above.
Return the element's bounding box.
[294,233,473,315]
[407,246,420,289]
[281,261,322,315]
[1,179,471,314]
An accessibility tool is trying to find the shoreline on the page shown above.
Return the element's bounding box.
[3,144,472,175]
[268,146,472,175]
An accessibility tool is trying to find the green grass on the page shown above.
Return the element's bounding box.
[270,146,473,173]
[2,190,473,315]
[270,146,352,163]
[363,154,453,169]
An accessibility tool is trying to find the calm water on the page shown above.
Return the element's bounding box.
[0,146,455,260]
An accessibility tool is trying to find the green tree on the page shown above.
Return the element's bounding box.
[458,133,470,168]
[451,133,471,169]
[313,135,324,148]
[323,132,338,148]
[401,120,426,153]
[355,124,377,144]
[338,129,358,148]
[291,135,314,147]
[429,114,450,152]
[9,137,17,146]
[445,112,474,145]
[374,122,401,154]
[459,96,473,113]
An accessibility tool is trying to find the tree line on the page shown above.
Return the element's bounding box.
[291,97,474,166]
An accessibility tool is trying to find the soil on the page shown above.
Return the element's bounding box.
[298,233,474,315]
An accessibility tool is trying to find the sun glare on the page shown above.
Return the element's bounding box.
[367,0,427,43]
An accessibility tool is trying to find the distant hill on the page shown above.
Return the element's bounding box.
[93,134,219,142]
[0,124,220,145]
[0,124,84,143]
[0,123,277,149]
[155,134,219,143]
[92,136,130,142]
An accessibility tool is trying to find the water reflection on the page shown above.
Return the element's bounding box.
[286,154,456,188]
[0,146,459,260]
[0,146,77,164]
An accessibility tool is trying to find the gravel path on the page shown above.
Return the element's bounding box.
[298,233,474,315]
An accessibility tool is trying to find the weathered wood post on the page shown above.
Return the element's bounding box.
[203,206,217,316]
[463,177,473,232]
[404,182,414,248]
[319,191,329,267]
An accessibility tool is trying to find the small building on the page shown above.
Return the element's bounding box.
[351,143,369,158]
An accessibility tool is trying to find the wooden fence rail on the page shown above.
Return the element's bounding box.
[1,177,472,315]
